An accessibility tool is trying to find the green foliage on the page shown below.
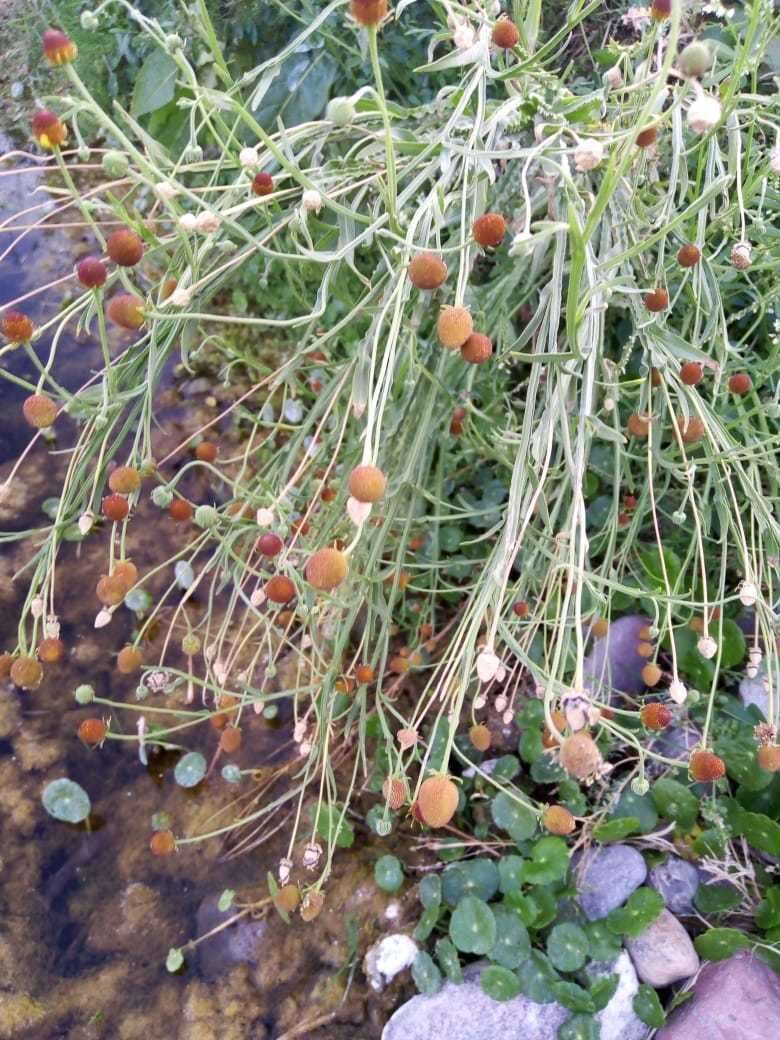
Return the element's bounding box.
[651,778,699,830]
[694,928,751,961]
[546,923,590,972]
[411,951,442,995]
[491,792,538,842]
[449,896,497,955]
[374,854,404,892]
[606,888,665,938]
[481,964,521,1002]
[633,984,666,1028]
[41,778,91,823]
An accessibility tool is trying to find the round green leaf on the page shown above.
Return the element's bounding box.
[736,811,780,857]
[694,927,751,961]
[411,951,442,994]
[441,858,499,905]
[166,947,184,973]
[585,921,622,963]
[633,984,666,1028]
[491,792,538,842]
[694,883,742,914]
[650,778,699,829]
[374,854,404,892]
[449,895,497,955]
[546,922,589,972]
[42,778,91,823]
[418,873,442,910]
[558,1013,600,1040]
[592,817,641,843]
[174,751,207,788]
[516,951,559,1004]
[498,854,526,894]
[481,965,521,1002]
[551,979,595,1013]
[413,905,440,942]
[489,906,531,968]
[606,887,664,937]
[611,787,658,834]
[434,937,462,983]
[522,837,569,885]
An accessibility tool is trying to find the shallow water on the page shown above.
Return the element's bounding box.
[0,140,406,1039]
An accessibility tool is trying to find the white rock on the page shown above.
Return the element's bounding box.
[363,934,418,992]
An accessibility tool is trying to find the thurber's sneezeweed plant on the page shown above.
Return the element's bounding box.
[2,0,780,1013]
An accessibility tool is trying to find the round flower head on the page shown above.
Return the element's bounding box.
[23,394,57,429]
[107,294,144,330]
[650,0,672,20]
[491,18,519,50]
[574,139,604,172]
[677,41,712,79]
[302,189,323,214]
[106,228,144,267]
[2,310,34,343]
[350,0,388,26]
[472,212,507,248]
[460,332,493,364]
[42,27,78,64]
[687,94,721,134]
[239,146,258,168]
[730,241,752,270]
[76,256,108,288]
[408,253,448,290]
[697,634,717,659]
[728,372,752,395]
[417,775,459,828]
[326,97,356,126]
[32,109,68,150]
[306,547,348,590]
[436,307,473,349]
[252,172,274,197]
[676,244,700,268]
[605,66,623,89]
[636,127,657,148]
[348,464,387,503]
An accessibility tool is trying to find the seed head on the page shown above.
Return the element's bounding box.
[676,415,706,444]
[220,726,242,754]
[117,645,143,674]
[32,109,68,149]
[728,373,751,395]
[169,499,193,523]
[275,884,301,914]
[473,212,507,248]
[513,600,529,618]
[650,0,672,20]
[300,891,325,922]
[687,94,721,134]
[78,718,106,745]
[574,139,604,172]
[23,394,57,429]
[460,332,493,364]
[542,804,575,835]
[102,494,130,522]
[468,724,491,752]
[42,27,78,64]
[382,776,408,810]
[326,97,356,126]
[757,745,780,773]
[257,532,284,557]
[641,702,672,729]
[559,732,603,780]
[644,287,669,312]
[348,464,387,503]
[306,547,348,590]
[195,441,219,463]
[350,0,388,26]
[689,748,726,782]
[2,310,34,343]
[356,664,375,684]
[730,241,752,270]
[678,41,712,78]
[677,244,700,268]
[680,361,703,386]
[636,127,657,148]
[96,574,126,606]
[417,774,459,828]
[626,412,651,439]
[38,637,64,663]
[491,17,519,49]
[252,172,274,196]
[108,466,141,494]
[408,253,448,290]
[436,306,473,349]
[150,830,176,856]
[106,228,144,267]
[107,293,144,330]
[265,575,296,604]
[697,634,718,659]
[10,655,43,690]
[112,560,138,588]
[76,256,108,288]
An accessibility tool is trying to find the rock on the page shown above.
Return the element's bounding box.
[584,615,651,698]
[589,951,650,1040]
[382,972,570,1040]
[0,993,46,1038]
[364,934,418,992]
[179,966,268,1040]
[656,950,780,1040]
[383,955,650,1040]
[626,909,699,986]
[576,845,647,920]
[649,856,699,915]
[86,882,179,961]
[196,892,267,980]
[739,661,771,719]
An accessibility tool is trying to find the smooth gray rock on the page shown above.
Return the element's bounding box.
[590,951,651,1040]
[196,892,267,980]
[583,615,651,698]
[649,856,700,915]
[656,950,780,1040]
[382,974,569,1040]
[626,909,699,986]
[382,955,650,1040]
[576,845,648,921]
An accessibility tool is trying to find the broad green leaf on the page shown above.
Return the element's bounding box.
[131,49,178,118]
[42,778,91,823]
[481,965,521,1001]
[639,546,681,590]
[651,778,699,830]
[606,887,664,937]
[489,906,531,968]
[498,854,526,894]
[412,951,442,994]
[491,791,538,842]
[374,854,404,892]
[441,858,499,905]
[558,1013,600,1040]
[755,887,780,931]
[522,837,569,885]
[546,922,590,972]
[585,921,622,963]
[310,804,354,848]
[694,927,750,961]
[633,984,666,1028]
[435,937,462,982]
[413,905,440,942]
[735,811,780,856]
[610,788,658,834]
[449,896,497,954]
[517,951,559,1004]
[590,973,619,1011]
[592,817,641,842]
[418,874,442,909]
[174,752,207,788]
[694,883,742,914]
[551,980,595,1013]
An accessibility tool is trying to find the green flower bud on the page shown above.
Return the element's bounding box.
[194,505,219,528]
[74,684,95,704]
[102,150,129,178]
[326,97,356,127]
[151,486,173,508]
[677,41,713,79]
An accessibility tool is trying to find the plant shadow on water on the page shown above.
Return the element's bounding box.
[0,140,405,1040]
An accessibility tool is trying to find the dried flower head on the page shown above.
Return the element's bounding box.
[574,139,604,172]
[2,310,35,343]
